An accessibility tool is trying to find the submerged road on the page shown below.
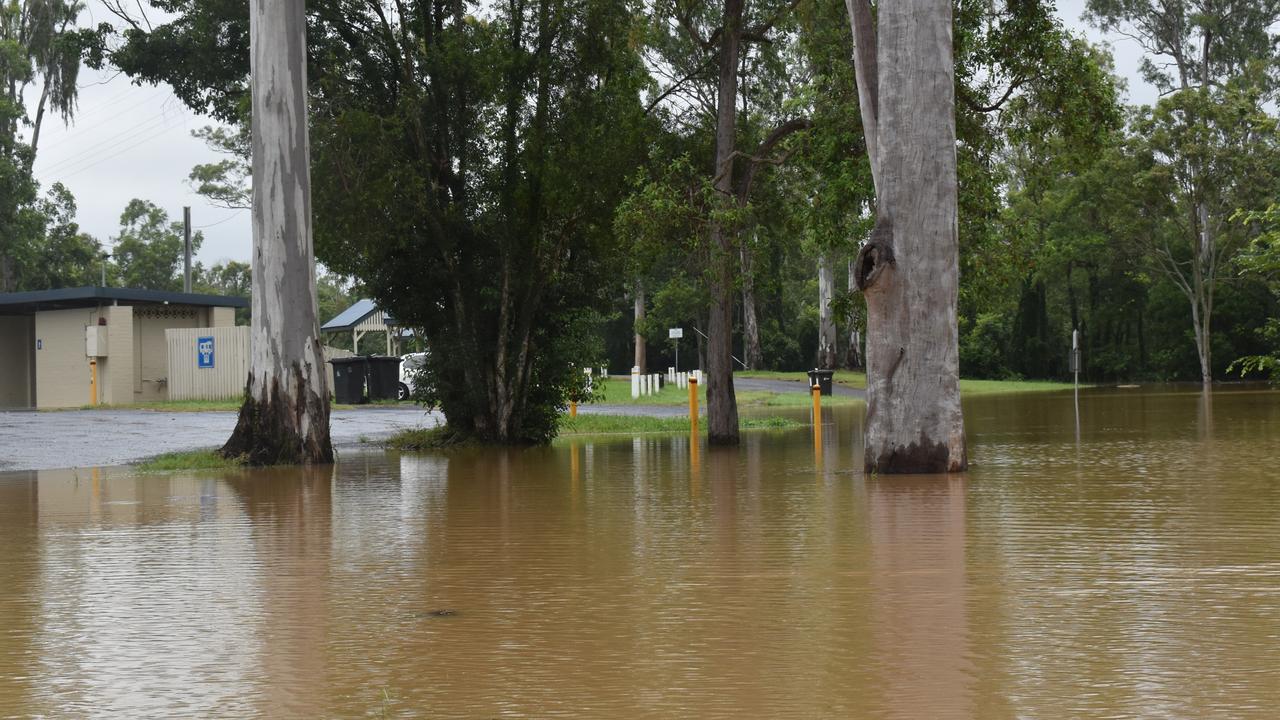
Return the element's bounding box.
[0,377,863,472]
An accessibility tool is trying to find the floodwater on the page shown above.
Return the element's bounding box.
[2,386,1279,718]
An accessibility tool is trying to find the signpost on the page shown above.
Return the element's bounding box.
[1071,329,1080,442]
[669,327,683,372]
[198,336,215,369]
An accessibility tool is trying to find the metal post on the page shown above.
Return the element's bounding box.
[183,206,192,293]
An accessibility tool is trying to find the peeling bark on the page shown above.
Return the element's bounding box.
[844,257,862,369]
[817,252,837,369]
[741,236,763,370]
[222,0,333,466]
[848,0,966,474]
[634,282,647,373]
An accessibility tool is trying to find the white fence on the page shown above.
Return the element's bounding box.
[166,325,357,401]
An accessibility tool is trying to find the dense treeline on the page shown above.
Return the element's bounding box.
[6,0,1279,443]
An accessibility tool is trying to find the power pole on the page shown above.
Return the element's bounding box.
[183,206,192,292]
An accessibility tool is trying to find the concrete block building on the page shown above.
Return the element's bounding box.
[0,287,248,409]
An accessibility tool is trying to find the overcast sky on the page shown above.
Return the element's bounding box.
[29,0,1158,267]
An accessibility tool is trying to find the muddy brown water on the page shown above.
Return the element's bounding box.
[2,386,1279,718]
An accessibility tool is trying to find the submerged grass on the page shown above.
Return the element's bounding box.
[559,414,801,436]
[739,370,1076,395]
[959,378,1075,394]
[383,414,803,450]
[135,450,246,472]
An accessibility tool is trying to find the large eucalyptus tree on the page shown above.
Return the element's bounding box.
[846,0,967,473]
[219,0,332,465]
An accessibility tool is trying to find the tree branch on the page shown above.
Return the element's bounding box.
[734,117,814,203]
[961,74,1027,113]
[644,56,715,115]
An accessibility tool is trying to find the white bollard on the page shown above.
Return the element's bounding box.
[631,366,640,399]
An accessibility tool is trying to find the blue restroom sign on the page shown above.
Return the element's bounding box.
[197,336,215,368]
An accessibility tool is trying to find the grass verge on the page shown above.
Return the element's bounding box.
[599,378,858,407]
[135,450,246,472]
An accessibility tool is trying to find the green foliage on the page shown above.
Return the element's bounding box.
[960,312,1018,380]
[0,0,93,292]
[110,199,204,291]
[187,125,250,209]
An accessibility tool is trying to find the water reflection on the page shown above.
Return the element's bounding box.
[868,476,971,719]
[2,387,1280,717]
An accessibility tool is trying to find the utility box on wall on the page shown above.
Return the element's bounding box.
[85,326,108,357]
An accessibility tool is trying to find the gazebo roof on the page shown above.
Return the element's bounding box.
[320,299,397,332]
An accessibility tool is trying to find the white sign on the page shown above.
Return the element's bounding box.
[668,327,684,339]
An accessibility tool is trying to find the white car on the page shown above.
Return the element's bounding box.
[399,352,429,401]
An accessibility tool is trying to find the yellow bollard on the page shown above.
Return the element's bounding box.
[89,359,98,406]
[570,400,578,418]
[688,377,699,432]
[689,427,701,498]
[812,383,822,451]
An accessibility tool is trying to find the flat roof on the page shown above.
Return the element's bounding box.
[0,286,249,314]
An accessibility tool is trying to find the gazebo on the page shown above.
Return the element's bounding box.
[320,299,403,355]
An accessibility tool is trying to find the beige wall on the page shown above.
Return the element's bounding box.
[133,306,202,402]
[35,307,102,408]
[31,303,236,408]
[102,305,134,405]
[209,306,235,327]
[0,316,34,408]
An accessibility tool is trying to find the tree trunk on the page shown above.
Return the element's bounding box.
[221,0,333,466]
[741,234,763,370]
[633,282,647,373]
[850,0,966,473]
[817,252,837,369]
[706,0,744,445]
[844,257,862,369]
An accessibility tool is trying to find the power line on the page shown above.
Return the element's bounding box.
[40,110,188,176]
[56,117,190,180]
[193,210,246,229]
[39,97,182,170]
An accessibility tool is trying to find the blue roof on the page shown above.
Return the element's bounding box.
[321,298,397,331]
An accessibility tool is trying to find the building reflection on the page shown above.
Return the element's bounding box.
[868,475,973,719]
[0,472,39,717]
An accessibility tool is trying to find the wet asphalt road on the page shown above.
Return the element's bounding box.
[0,378,863,472]
[0,407,444,472]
